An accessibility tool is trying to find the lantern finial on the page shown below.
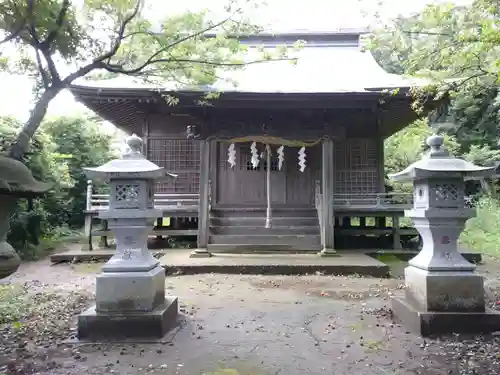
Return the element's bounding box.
[426,134,448,157]
[124,134,143,157]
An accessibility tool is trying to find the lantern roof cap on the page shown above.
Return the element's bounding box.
[0,156,52,197]
[84,134,176,179]
[389,135,495,182]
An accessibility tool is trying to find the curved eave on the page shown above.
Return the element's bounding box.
[70,85,160,132]
[70,84,419,137]
[70,84,414,107]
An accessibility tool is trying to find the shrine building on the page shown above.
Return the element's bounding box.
[72,30,425,254]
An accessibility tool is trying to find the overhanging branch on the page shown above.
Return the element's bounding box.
[0,0,34,45]
[103,56,296,76]
[34,49,49,89]
[41,50,60,83]
[96,0,142,62]
[41,0,70,48]
[61,1,142,86]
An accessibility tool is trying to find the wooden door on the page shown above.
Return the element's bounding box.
[217,143,286,206]
[284,145,320,206]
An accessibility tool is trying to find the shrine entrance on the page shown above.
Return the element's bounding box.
[216,142,320,207]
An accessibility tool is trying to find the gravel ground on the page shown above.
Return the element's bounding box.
[0,257,498,375]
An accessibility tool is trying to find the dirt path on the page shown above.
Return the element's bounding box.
[0,257,499,375]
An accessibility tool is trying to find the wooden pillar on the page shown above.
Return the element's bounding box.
[209,141,218,206]
[265,144,272,228]
[191,140,212,258]
[83,180,93,251]
[392,214,401,250]
[376,135,386,192]
[141,118,150,159]
[319,139,336,256]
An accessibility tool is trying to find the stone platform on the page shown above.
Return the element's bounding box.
[391,295,500,336]
[50,248,168,263]
[159,250,390,277]
[77,296,179,340]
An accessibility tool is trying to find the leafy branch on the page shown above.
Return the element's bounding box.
[0,0,294,160]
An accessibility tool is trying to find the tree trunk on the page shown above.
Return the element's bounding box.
[8,87,61,161]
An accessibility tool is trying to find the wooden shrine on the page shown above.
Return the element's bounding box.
[72,31,424,254]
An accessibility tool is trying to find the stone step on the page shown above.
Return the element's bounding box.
[211,208,317,218]
[207,243,322,253]
[210,225,320,235]
[209,234,321,245]
[210,216,319,227]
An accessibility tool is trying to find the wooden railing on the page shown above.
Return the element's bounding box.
[84,180,201,250]
[332,193,414,210]
[85,180,200,213]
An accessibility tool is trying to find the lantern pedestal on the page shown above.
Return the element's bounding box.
[391,283,500,337]
[77,266,178,340]
[391,210,500,336]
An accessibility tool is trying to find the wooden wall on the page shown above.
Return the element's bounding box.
[145,114,385,201]
[334,138,381,195]
[216,142,321,206]
[215,138,383,206]
[146,114,201,193]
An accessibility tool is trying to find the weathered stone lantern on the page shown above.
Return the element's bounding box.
[389,135,500,336]
[77,134,178,340]
[0,156,51,278]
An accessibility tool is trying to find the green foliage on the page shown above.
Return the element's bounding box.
[463,144,500,166]
[0,115,114,259]
[41,116,116,228]
[0,0,295,159]
[384,119,431,177]
[461,196,500,259]
[384,119,462,192]
[368,0,500,149]
[0,284,30,324]
[0,0,276,88]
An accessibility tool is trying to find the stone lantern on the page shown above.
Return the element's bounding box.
[389,135,500,336]
[77,134,178,340]
[0,156,51,278]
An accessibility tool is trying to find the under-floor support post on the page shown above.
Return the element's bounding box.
[191,140,212,258]
[392,214,401,249]
[319,139,337,256]
[376,216,386,229]
[359,217,366,228]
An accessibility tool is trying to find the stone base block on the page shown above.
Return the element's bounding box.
[391,295,500,337]
[77,296,179,340]
[404,266,485,312]
[318,248,339,257]
[190,249,212,258]
[95,265,165,313]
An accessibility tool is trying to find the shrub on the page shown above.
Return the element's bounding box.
[0,115,115,259]
[461,196,500,259]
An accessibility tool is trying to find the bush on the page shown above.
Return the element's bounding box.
[461,196,500,259]
[385,119,500,260]
[0,115,116,259]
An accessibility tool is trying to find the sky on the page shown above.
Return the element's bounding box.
[0,0,470,124]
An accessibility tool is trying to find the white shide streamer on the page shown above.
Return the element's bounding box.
[277,145,284,171]
[227,143,236,168]
[298,146,307,172]
[250,141,260,169]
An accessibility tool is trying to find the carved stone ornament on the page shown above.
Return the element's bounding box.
[0,156,52,278]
